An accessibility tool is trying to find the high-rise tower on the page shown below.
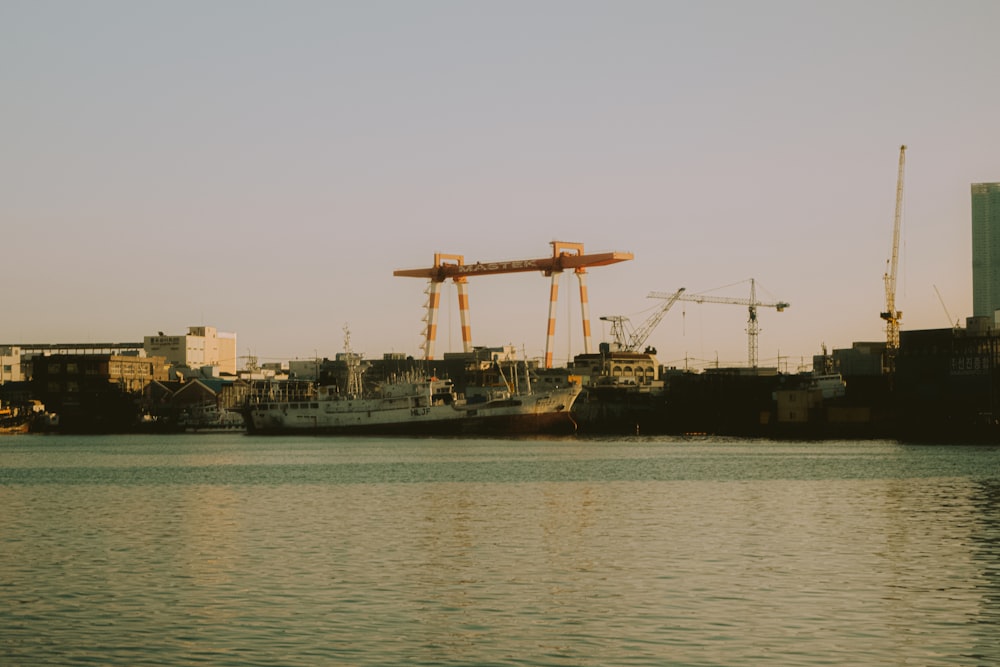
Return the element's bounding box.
[972,182,1000,319]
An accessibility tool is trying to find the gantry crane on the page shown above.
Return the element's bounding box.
[648,279,789,369]
[600,288,686,352]
[880,145,906,373]
[394,241,633,367]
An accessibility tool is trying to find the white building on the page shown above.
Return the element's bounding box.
[144,326,237,375]
[0,345,23,383]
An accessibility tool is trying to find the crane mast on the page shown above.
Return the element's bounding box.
[881,145,906,372]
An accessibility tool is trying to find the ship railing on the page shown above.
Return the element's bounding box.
[244,379,317,405]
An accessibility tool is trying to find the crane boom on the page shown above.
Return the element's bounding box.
[600,287,686,352]
[629,287,686,350]
[663,293,789,310]
[649,278,789,369]
[933,284,957,329]
[881,144,906,371]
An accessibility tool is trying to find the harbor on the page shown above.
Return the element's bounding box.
[5,4,1000,666]
[4,147,997,440]
[2,232,1000,441]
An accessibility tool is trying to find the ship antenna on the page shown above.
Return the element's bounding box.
[520,344,531,395]
[342,323,363,397]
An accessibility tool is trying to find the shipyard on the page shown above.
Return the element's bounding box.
[4,170,1000,441]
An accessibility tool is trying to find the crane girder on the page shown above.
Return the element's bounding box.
[394,250,633,282]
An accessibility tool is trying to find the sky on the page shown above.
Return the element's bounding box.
[2,0,998,371]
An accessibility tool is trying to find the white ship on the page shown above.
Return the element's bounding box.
[245,327,581,436]
[243,373,581,436]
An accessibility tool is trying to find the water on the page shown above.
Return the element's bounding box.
[2,435,1000,666]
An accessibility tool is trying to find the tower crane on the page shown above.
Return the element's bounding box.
[880,144,906,373]
[600,288,686,352]
[648,278,789,369]
[394,241,633,367]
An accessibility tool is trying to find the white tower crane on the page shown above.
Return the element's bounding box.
[649,279,789,369]
[880,144,906,373]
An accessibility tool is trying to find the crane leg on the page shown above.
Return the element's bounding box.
[455,278,473,353]
[423,281,442,360]
[544,273,560,369]
[576,271,592,355]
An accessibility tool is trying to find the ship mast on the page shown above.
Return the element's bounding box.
[343,324,363,397]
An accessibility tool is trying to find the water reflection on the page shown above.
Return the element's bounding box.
[2,436,1000,666]
[969,478,1000,662]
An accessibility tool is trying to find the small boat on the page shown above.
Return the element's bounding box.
[178,401,246,432]
[0,401,33,435]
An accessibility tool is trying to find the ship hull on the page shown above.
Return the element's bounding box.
[244,386,581,437]
[245,410,577,436]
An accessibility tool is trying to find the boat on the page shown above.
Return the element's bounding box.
[0,400,34,435]
[178,401,246,432]
[242,359,581,436]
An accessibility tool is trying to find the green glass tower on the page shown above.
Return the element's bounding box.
[972,182,1000,319]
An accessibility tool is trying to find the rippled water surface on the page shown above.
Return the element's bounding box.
[3,434,1000,666]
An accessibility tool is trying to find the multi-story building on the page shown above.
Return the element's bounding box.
[31,353,170,431]
[0,345,23,383]
[894,325,1000,438]
[972,182,1000,319]
[144,326,237,375]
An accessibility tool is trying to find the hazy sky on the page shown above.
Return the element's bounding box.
[3,1,998,370]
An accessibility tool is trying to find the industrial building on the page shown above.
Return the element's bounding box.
[144,326,238,376]
[31,354,170,432]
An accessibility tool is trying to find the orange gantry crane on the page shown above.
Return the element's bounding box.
[394,241,633,367]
